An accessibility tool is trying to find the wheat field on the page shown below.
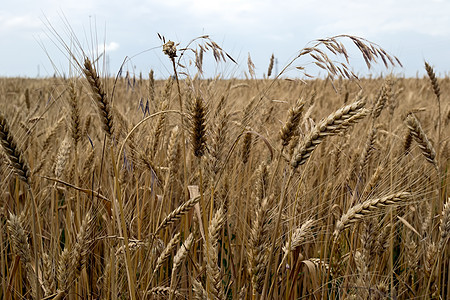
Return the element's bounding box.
[0,35,449,299]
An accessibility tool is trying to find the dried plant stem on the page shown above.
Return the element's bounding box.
[171,57,189,207]
[261,173,294,300]
[112,145,137,300]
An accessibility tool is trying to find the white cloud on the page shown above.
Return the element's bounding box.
[0,13,40,32]
[309,0,450,37]
[99,41,119,53]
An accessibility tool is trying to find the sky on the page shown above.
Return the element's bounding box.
[1,0,450,78]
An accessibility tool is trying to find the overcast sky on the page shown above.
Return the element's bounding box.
[1,0,449,78]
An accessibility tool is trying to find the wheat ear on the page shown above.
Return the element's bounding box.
[425,62,440,101]
[190,96,208,158]
[7,213,37,298]
[280,100,304,148]
[267,53,275,77]
[56,212,94,297]
[291,97,368,169]
[151,232,181,281]
[208,109,230,179]
[282,219,314,262]
[439,199,450,252]
[193,278,208,300]
[42,252,56,296]
[0,113,31,184]
[359,127,377,175]
[83,58,114,137]
[1,114,43,298]
[151,99,169,157]
[425,61,442,164]
[403,128,413,155]
[334,192,411,238]
[169,232,194,299]
[205,207,225,300]
[144,286,184,299]
[156,196,200,233]
[405,113,438,169]
[68,80,81,147]
[248,196,271,295]
[54,135,71,179]
[372,80,391,120]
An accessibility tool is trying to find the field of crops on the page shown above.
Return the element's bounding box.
[0,36,449,299]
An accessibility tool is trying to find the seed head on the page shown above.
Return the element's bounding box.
[163,41,177,59]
